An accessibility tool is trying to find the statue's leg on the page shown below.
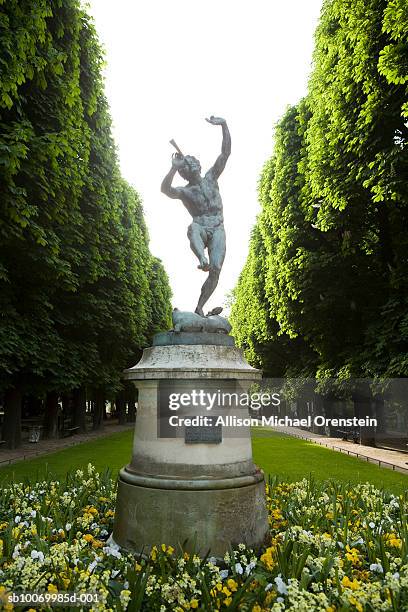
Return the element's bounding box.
[187,223,209,271]
[195,225,226,317]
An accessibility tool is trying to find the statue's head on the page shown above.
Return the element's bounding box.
[178,155,201,181]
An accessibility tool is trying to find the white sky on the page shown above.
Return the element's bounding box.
[87,0,322,313]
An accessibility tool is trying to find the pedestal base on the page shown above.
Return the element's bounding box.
[113,342,268,557]
[113,469,268,557]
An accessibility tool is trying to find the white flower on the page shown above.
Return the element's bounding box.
[30,510,36,518]
[31,550,45,563]
[219,569,229,579]
[277,597,284,603]
[111,569,120,578]
[65,523,72,531]
[245,561,256,575]
[88,560,98,573]
[275,575,288,595]
[103,543,122,559]
[14,515,21,524]
[370,563,384,573]
[369,522,375,529]
[265,583,273,591]
[12,545,20,559]
[393,572,400,579]
[235,562,243,575]
[208,556,217,566]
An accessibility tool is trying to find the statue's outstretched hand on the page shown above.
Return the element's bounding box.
[206,116,226,125]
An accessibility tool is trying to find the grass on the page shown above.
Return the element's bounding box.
[252,429,408,494]
[0,429,134,484]
[0,428,407,494]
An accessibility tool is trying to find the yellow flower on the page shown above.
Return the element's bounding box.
[349,595,363,611]
[167,545,175,555]
[224,597,232,606]
[135,562,142,571]
[326,607,336,612]
[345,545,361,566]
[83,534,94,542]
[260,546,275,571]
[222,587,231,596]
[161,543,167,552]
[150,546,157,560]
[227,579,238,592]
[47,584,58,593]
[341,576,360,591]
[385,533,402,548]
[216,582,223,591]
[252,606,262,612]
[190,599,199,609]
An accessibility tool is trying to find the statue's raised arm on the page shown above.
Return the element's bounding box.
[205,116,231,180]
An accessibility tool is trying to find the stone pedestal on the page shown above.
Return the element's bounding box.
[113,340,268,557]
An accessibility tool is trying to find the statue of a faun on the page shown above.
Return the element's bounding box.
[161,116,231,317]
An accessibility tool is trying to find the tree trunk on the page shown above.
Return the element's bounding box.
[93,390,104,431]
[353,383,375,446]
[116,391,127,425]
[127,400,136,423]
[61,393,71,430]
[127,399,136,423]
[72,387,87,433]
[3,387,22,449]
[43,391,59,439]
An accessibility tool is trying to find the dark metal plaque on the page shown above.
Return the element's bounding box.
[185,424,222,444]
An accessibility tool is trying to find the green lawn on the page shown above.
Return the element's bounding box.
[252,429,408,494]
[0,428,407,494]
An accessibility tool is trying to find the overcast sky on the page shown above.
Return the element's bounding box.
[87,0,323,314]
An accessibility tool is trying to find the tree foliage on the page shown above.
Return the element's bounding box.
[231,0,408,380]
[0,0,172,428]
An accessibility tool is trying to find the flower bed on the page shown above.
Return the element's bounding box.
[0,465,407,611]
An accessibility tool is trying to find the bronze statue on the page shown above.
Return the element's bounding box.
[161,116,231,317]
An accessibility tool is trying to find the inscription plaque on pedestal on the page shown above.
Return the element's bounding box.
[185,422,222,444]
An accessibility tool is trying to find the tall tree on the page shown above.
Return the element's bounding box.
[0,0,172,445]
[232,0,408,387]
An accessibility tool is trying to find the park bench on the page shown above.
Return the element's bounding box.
[0,440,5,446]
[337,429,360,443]
[62,426,80,438]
